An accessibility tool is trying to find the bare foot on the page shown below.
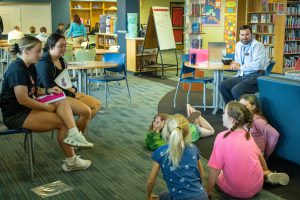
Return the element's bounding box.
[187,112,201,123]
[189,105,201,116]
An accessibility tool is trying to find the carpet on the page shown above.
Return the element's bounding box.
[156,77,299,200]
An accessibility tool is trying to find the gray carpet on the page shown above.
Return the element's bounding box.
[0,75,286,199]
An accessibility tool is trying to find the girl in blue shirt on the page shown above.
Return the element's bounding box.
[67,14,87,46]
[146,114,209,200]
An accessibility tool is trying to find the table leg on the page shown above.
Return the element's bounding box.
[83,70,87,94]
[77,70,82,93]
[212,70,220,115]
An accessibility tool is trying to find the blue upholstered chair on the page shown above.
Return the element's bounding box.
[88,53,131,108]
[0,124,34,178]
[263,61,275,76]
[173,54,213,110]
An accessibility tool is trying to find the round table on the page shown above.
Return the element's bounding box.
[68,61,118,93]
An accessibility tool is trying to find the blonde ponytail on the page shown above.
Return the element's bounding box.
[168,127,185,167]
[165,114,190,168]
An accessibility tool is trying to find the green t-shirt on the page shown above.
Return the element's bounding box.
[145,124,201,151]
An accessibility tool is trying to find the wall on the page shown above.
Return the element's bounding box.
[201,1,225,49]
[0,0,70,32]
[140,0,225,49]
[140,0,184,24]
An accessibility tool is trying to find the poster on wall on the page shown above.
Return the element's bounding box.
[203,0,221,26]
[223,0,236,53]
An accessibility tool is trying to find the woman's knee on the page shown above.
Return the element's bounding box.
[78,105,92,119]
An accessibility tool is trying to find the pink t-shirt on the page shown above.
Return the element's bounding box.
[208,130,264,198]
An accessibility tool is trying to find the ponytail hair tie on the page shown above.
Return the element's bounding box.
[14,43,20,53]
[176,127,181,130]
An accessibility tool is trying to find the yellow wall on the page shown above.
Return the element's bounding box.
[140,0,226,49]
[140,0,184,24]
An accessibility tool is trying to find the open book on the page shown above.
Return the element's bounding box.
[36,92,66,104]
[54,69,72,90]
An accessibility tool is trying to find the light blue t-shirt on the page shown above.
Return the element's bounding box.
[67,22,87,38]
[152,144,207,200]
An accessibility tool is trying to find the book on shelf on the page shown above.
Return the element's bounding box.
[261,14,266,23]
[191,4,203,16]
[191,39,200,49]
[192,22,200,33]
[251,14,259,23]
[252,24,257,33]
[36,92,66,104]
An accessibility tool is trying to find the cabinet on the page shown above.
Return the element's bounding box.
[126,38,158,73]
[69,1,117,29]
[184,0,205,52]
[95,33,117,49]
[245,0,285,73]
[283,1,300,70]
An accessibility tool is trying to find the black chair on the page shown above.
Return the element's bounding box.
[173,54,213,110]
[0,123,34,178]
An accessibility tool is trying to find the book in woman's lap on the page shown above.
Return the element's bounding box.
[54,69,72,90]
[36,92,66,103]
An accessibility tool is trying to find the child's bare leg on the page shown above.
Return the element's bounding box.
[187,104,215,137]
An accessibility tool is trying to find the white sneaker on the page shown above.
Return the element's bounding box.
[63,131,93,148]
[62,156,91,172]
[266,172,290,185]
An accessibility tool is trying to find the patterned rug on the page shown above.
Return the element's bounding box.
[0,75,286,199]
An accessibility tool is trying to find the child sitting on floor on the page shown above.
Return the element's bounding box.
[146,114,209,200]
[239,94,279,159]
[207,102,289,199]
[145,104,214,151]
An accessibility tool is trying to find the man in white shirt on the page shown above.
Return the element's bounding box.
[219,25,269,104]
[7,26,24,44]
[35,26,50,42]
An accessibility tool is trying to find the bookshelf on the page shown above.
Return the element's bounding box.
[126,38,158,73]
[95,33,117,49]
[245,0,285,73]
[70,1,117,29]
[284,1,300,70]
[184,0,205,53]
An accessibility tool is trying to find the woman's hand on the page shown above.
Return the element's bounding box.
[44,103,56,112]
[49,86,62,94]
[67,87,76,94]
[47,103,56,112]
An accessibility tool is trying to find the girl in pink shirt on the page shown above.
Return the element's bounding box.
[207,102,289,199]
[239,94,279,159]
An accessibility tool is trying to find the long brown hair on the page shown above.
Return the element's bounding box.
[223,101,253,140]
[73,15,81,24]
[239,94,263,116]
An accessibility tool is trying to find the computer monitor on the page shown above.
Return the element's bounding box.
[208,42,226,64]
